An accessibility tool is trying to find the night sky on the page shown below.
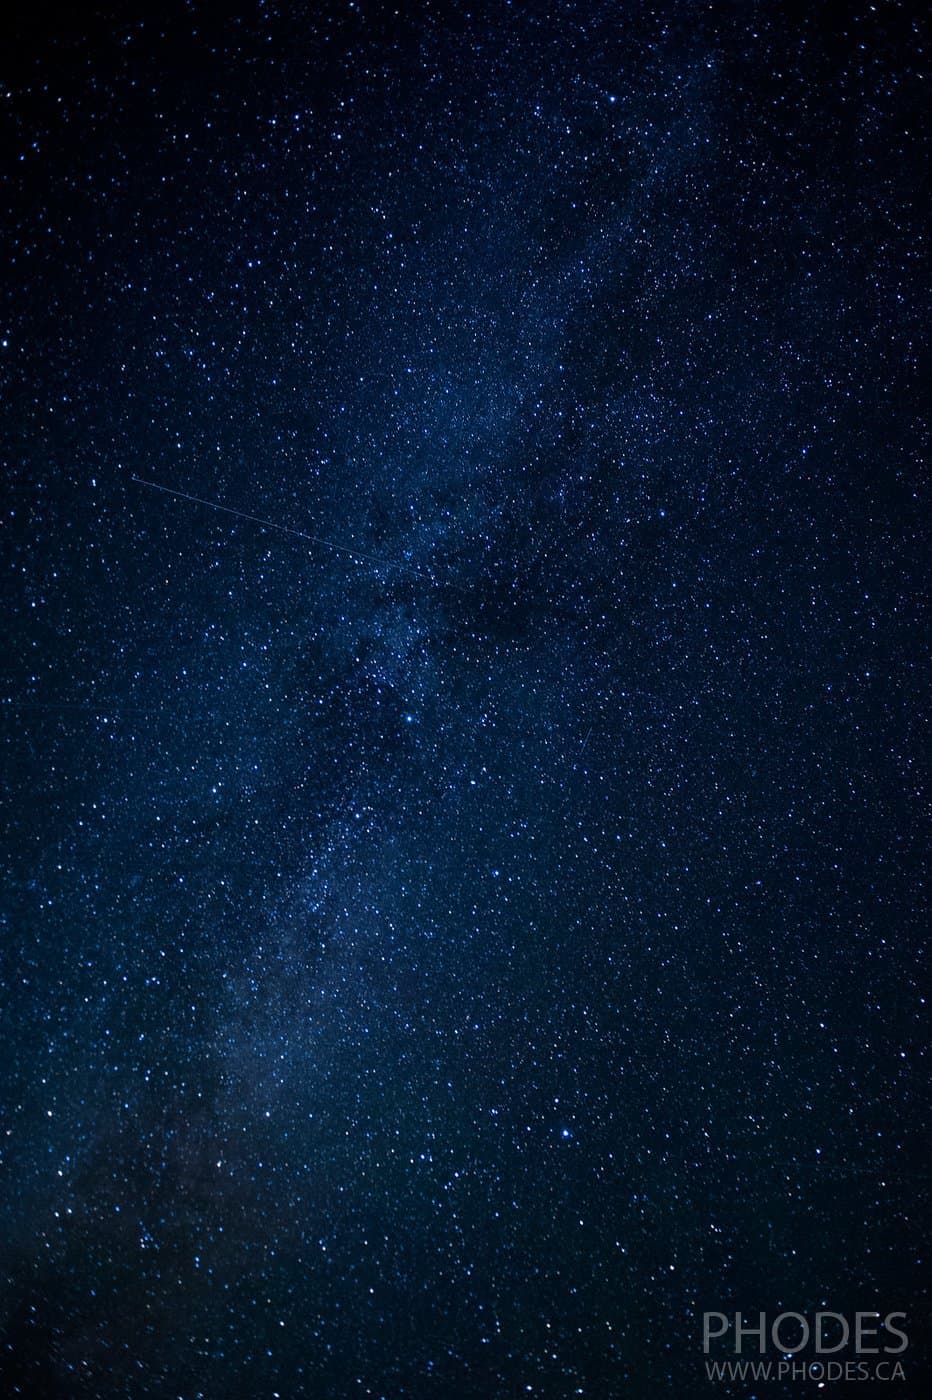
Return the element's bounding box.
[1,2,928,1396]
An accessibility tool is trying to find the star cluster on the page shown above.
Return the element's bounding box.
[1,2,927,1396]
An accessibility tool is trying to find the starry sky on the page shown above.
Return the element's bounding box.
[1,1,928,1396]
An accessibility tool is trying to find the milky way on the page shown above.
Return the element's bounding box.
[1,2,927,1396]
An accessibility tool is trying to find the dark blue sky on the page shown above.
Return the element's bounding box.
[1,2,927,1395]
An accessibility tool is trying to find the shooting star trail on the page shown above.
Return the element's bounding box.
[131,474,440,583]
